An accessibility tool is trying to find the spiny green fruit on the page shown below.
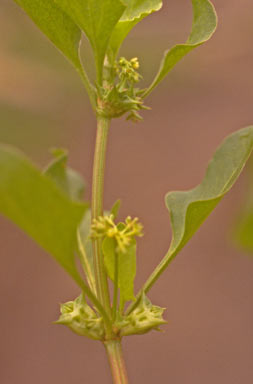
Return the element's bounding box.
[55,294,104,340]
[119,293,167,336]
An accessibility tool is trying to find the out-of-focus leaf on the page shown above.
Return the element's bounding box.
[144,0,217,97]
[103,236,136,308]
[0,145,88,287]
[44,148,85,202]
[54,0,126,84]
[109,0,162,57]
[44,149,94,288]
[233,212,253,253]
[232,158,253,254]
[14,0,83,73]
[142,126,253,293]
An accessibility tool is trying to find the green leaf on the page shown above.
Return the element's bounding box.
[109,0,163,57]
[54,0,127,84]
[143,0,217,97]
[103,237,136,307]
[14,0,83,73]
[44,149,95,288]
[0,144,88,287]
[110,199,122,218]
[44,148,86,202]
[142,126,253,293]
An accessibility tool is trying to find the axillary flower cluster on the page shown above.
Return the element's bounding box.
[97,56,149,121]
[116,57,141,85]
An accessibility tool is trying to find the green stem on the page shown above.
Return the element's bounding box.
[112,253,119,321]
[104,340,129,384]
[91,115,129,383]
[91,115,111,316]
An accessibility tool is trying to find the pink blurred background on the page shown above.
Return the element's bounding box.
[1,1,253,383]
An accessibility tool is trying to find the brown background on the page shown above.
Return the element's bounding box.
[1,1,253,383]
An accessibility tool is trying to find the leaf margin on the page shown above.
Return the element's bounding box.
[109,0,163,58]
[143,0,217,98]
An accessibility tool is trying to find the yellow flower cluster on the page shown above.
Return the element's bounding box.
[116,57,141,84]
[91,215,143,253]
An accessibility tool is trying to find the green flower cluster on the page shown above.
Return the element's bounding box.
[115,57,141,89]
[97,57,149,121]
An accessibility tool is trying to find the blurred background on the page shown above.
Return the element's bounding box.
[1,0,253,383]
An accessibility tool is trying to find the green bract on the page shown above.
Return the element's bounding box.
[103,237,137,309]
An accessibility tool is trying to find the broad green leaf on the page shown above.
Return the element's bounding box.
[103,237,136,307]
[144,0,217,97]
[142,126,253,293]
[44,148,86,202]
[54,0,127,84]
[14,0,83,73]
[109,0,163,57]
[0,145,88,287]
